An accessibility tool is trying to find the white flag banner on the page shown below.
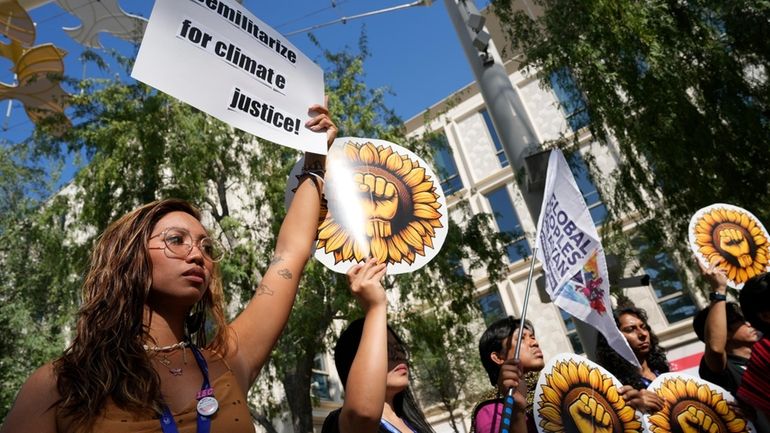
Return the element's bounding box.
[534,149,639,368]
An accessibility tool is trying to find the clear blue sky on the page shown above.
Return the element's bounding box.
[2,0,492,149]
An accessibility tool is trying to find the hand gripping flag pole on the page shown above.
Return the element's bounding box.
[498,246,538,433]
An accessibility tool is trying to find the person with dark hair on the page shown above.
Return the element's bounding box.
[693,265,769,433]
[472,316,541,433]
[596,305,665,412]
[322,258,435,433]
[1,105,336,433]
[737,272,770,421]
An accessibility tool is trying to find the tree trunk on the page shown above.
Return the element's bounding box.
[282,351,316,432]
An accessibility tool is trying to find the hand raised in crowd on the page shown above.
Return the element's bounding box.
[307,100,338,148]
[620,386,663,413]
[347,258,388,312]
[698,262,728,293]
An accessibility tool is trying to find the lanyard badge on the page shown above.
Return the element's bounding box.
[159,344,219,433]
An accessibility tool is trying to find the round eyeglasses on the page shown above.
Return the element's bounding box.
[149,227,225,262]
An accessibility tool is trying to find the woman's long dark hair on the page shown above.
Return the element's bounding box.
[328,318,435,433]
[596,306,669,389]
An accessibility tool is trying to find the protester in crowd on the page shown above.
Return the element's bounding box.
[737,273,770,421]
[1,105,336,433]
[693,264,769,433]
[596,305,665,412]
[472,316,542,433]
[322,259,434,433]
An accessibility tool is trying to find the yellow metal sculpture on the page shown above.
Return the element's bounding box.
[0,0,70,131]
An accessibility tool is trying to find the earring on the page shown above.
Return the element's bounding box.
[185,302,205,339]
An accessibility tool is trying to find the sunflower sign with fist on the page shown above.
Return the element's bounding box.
[689,204,770,289]
[286,137,448,274]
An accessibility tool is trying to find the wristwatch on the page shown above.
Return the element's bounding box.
[709,292,727,302]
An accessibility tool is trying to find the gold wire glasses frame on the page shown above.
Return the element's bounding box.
[148,227,225,262]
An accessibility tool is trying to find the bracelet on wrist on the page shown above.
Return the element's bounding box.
[709,292,727,302]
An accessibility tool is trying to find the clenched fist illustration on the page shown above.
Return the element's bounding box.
[354,172,399,238]
[719,228,753,268]
[676,405,720,433]
[568,393,613,433]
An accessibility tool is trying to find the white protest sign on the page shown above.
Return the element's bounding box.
[132,0,326,153]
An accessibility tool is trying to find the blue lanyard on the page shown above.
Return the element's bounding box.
[159,344,215,433]
[381,418,417,433]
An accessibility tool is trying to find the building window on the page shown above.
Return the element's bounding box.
[549,69,590,131]
[485,186,531,263]
[567,153,608,225]
[479,290,507,325]
[480,109,509,168]
[430,132,464,195]
[632,237,698,324]
[560,309,584,354]
[311,354,332,400]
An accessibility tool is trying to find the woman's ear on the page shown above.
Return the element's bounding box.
[490,351,506,366]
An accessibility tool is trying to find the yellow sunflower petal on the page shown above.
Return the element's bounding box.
[550,370,569,393]
[396,158,414,176]
[359,142,378,164]
[577,363,589,383]
[325,230,349,253]
[685,379,698,397]
[318,221,342,240]
[414,203,441,220]
[378,145,394,163]
[344,142,360,160]
[412,180,434,193]
[403,167,427,187]
[387,239,402,262]
[371,237,388,263]
[541,385,561,406]
[413,191,438,204]
[353,240,368,262]
[589,369,602,390]
[385,153,404,171]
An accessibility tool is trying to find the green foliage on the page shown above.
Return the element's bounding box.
[493,0,770,265]
[0,146,77,420]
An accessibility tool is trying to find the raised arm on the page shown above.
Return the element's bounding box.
[701,262,729,373]
[339,259,389,433]
[229,103,337,387]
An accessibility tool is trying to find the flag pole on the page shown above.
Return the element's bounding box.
[498,247,538,433]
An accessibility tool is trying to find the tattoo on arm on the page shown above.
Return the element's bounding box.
[256,282,274,296]
[278,268,293,280]
[270,256,283,266]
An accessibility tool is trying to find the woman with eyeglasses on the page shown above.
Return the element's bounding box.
[1,105,336,433]
[322,259,435,433]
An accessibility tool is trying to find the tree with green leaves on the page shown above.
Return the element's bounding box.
[2,38,511,432]
[492,0,770,265]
